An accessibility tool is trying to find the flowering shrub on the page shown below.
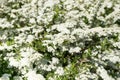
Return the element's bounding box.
[0,0,120,80]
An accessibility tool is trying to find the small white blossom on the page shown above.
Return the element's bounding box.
[9,57,19,67]
[29,18,36,24]
[51,57,59,64]
[97,66,114,80]
[25,70,45,80]
[26,35,34,43]
[55,67,64,76]
[69,47,81,53]
[0,74,11,80]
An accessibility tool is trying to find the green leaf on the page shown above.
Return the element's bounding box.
[6,39,15,46]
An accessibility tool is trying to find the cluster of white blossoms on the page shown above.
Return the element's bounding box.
[0,0,120,80]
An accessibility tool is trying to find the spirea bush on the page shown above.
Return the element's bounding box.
[0,0,120,80]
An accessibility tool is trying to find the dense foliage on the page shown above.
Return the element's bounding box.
[0,0,120,80]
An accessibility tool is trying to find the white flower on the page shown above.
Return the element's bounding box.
[106,2,112,8]
[57,26,70,34]
[97,66,114,80]
[14,33,26,44]
[31,0,37,6]
[20,47,33,58]
[0,43,13,50]
[55,67,64,76]
[9,57,19,67]
[117,78,120,80]
[51,57,59,64]
[113,42,120,49]
[75,72,98,80]
[1,74,11,80]
[64,0,75,10]
[0,0,120,79]
[47,46,55,52]
[69,47,81,53]
[0,18,12,28]
[44,0,54,8]
[21,47,35,53]
[102,54,120,63]
[48,64,56,70]
[26,35,34,43]
[29,18,36,24]
[19,58,31,68]
[25,70,45,80]
[29,52,43,62]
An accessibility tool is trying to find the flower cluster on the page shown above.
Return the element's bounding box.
[0,0,120,80]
